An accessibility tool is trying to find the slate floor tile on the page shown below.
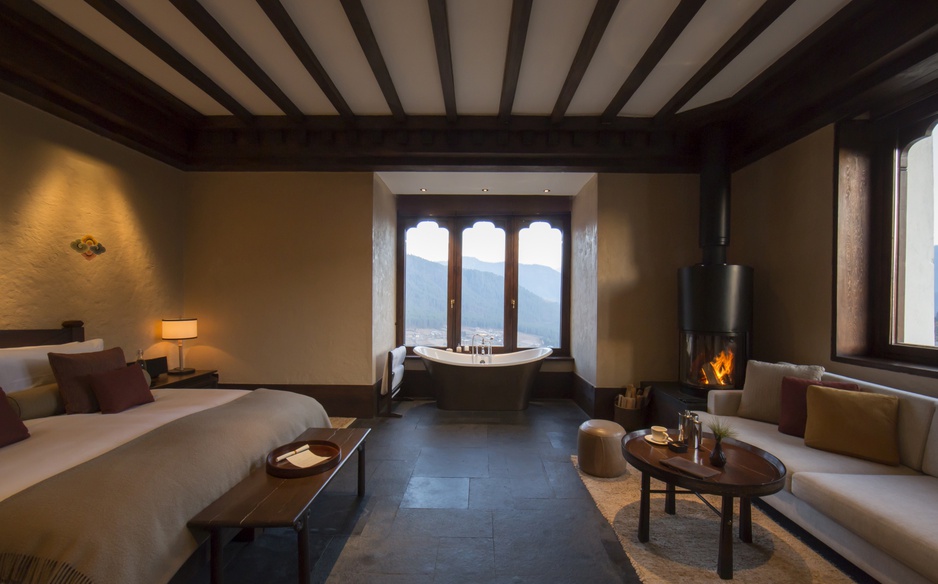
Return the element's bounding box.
[401,476,470,509]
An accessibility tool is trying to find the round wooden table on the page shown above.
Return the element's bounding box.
[621,428,786,580]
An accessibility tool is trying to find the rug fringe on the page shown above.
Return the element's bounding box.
[0,553,94,584]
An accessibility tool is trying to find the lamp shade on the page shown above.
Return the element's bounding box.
[162,318,198,340]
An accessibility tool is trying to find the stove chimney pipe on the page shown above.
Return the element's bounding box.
[699,125,730,264]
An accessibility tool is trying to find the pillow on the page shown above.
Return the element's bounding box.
[736,360,824,424]
[0,338,104,393]
[804,385,900,465]
[0,388,29,447]
[5,382,65,420]
[89,365,154,414]
[48,347,126,414]
[778,376,860,437]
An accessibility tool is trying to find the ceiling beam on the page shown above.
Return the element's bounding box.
[340,0,406,122]
[601,0,704,122]
[256,0,354,120]
[83,0,253,123]
[169,0,304,119]
[551,0,619,123]
[498,0,533,123]
[427,0,456,122]
[654,0,795,121]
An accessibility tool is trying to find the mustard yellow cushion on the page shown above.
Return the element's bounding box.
[804,385,900,465]
[6,383,65,420]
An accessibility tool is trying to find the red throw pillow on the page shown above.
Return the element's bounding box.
[778,376,860,437]
[0,388,30,447]
[48,347,127,414]
[89,365,154,414]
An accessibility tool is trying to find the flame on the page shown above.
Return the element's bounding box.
[699,349,734,385]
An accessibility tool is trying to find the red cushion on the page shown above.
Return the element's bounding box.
[0,388,30,447]
[778,376,860,437]
[48,347,127,414]
[89,365,154,414]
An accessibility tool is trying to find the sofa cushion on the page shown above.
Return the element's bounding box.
[696,412,917,490]
[920,409,938,477]
[778,376,860,438]
[792,472,938,584]
[804,385,900,465]
[737,361,824,424]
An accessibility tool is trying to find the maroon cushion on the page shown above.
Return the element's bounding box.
[89,365,154,414]
[0,388,30,447]
[778,376,861,437]
[48,347,126,414]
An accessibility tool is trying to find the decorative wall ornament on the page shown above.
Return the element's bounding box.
[70,234,106,260]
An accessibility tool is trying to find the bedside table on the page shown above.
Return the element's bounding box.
[151,369,219,389]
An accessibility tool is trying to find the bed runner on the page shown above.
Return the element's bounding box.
[0,389,330,584]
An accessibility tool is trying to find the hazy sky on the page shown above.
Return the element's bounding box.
[407,220,563,271]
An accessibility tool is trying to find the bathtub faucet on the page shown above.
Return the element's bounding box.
[470,333,491,364]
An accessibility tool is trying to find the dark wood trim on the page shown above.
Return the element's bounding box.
[169,0,303,119]
[398,195,572,217]
[551,0,619,123]
[601,0,705,122]
[217,383,375,418]
[0,320,84,349]
[399,364,573,400]
[84,0,252,123]
[498,0,533,123]
[427,0,456,122]
[257,0,354,120]
[340,0,405,122]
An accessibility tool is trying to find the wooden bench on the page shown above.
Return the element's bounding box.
[188,427,370,584]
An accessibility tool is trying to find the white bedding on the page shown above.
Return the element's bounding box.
[0,388,248,502]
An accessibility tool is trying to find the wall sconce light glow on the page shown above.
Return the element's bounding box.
[70,234,106,261]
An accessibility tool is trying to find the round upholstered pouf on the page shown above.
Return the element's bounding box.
[577,419,628,478]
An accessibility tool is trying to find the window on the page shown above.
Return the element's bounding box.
[398,203,570,355]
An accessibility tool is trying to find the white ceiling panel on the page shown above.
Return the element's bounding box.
[512,0,597,115]
[283,0,390,115]
[448,0,513,115]
[566,0,679,116]
[681,0,851,112]
[621,0,765,117]
[377,171,595,195]
[33,0,228,115]
[362,0,444,115]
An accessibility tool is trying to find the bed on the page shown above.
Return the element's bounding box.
[0,322,332,584]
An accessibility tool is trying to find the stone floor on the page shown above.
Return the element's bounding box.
[221,399,639,584]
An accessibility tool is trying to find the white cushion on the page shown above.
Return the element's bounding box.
[792,472,938,584]
[0,339,103,393]
[381,346,406,396]
[736,361,824,424]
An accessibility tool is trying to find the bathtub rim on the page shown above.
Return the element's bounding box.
[413,345,552,367]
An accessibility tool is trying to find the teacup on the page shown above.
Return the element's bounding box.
[650,425,668,442]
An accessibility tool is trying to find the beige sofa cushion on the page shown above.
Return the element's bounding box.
[804,385,900,465]
[737,361,824,424]
[792,473,938,584]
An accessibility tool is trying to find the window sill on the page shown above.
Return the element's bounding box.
[832,354,938,380]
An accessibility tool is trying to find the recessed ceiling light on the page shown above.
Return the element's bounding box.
[419,188,427,192]
[481,188,489,192]
[543,189,551,193]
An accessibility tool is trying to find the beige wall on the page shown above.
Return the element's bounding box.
[595,173,699,388]
[183,172,379,386]
[0,94,187,358]
[371,175,397,381]
[572,176,599,386]
[732,125,938,396]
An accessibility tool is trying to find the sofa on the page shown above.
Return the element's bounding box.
[696,365,938,584]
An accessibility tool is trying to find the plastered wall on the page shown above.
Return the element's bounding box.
[572,175,599,386]
[372,175,397,382]
[0,94,186,358]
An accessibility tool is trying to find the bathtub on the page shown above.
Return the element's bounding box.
[414,346,553,411]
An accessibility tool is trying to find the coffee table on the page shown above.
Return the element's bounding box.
[621,428,786,579]
[189,427,370,584]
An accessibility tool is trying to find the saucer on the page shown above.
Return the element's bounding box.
[644,434,669,446]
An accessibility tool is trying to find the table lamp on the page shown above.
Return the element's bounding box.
[162,318,197,375]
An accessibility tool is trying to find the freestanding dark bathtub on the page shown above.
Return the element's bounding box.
[414,346,552,411]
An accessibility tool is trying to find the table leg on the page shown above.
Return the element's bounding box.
[297,515,310,584]
[739,496,752,543]
[357,441,366,497]
[638,471,650,542]
[665,482,676,515]
[210,529,223,584]
[717,495,734,580]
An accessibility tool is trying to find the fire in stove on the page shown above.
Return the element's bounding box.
[680,331,746,391]
[698,349,734,386]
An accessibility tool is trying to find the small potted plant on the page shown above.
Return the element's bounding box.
[707,417,737,467]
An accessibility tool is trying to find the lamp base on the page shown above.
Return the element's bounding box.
[168,367,196,375]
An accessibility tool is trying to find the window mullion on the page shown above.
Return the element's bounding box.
[505,219,519,352]
[449,219,462,350]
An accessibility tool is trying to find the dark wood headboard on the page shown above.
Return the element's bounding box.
[0,320,85,349]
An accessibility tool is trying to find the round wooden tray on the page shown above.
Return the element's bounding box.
[266,439,341,478]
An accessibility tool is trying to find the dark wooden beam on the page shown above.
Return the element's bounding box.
[499,0,533,123]
[340,0,406,122]
[551,0,619,123]
[83,0,252,123]
[169,0,304,119]
[256,0,354,120]
[601,0,704,122]
[654,0,795,121]
[427,0,456,122]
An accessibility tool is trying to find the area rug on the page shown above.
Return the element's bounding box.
[572,456,854,583]
[329,417,355,429]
